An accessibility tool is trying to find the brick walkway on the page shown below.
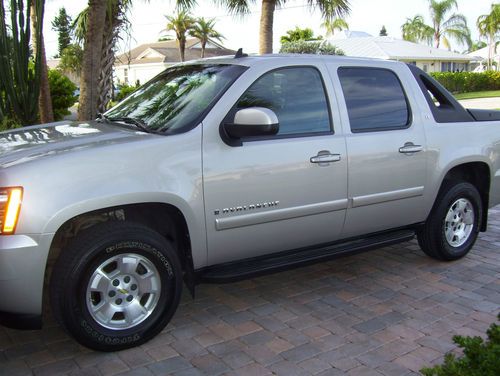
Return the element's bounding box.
[1,207,499,376]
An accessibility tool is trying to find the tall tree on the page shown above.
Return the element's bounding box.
[428,0,471,49]
[180,0,350,54]
[321,18,348,37]
[165,10,195,62]
[31,0,54,124]
[189,18,224,58]
[51,7,72,57]
[401,15,434,44]
[379,25,387,36]
[0,0,44,125]
[477,4,500,70]
[78,0,107,121]
[59,44,84,76]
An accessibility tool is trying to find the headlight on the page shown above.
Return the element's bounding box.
[0,187,23,235]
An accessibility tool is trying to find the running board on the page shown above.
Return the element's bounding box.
[198,229,415,283]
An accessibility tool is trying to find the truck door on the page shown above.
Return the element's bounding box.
[332,65,428,238]
[202,64,348,266]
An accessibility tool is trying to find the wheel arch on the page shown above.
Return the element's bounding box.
[438,161,491,231]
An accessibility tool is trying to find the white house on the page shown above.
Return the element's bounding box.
[328,34,472,73]
[115,38,235,85]
[467,45,500,71]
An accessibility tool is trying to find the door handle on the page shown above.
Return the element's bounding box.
[310,151,341,165]
[399,143,423,154]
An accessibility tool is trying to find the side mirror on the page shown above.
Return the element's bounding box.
[223,107,279,139]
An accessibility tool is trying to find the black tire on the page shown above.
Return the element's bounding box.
[50,221,183,351]
[417,181,482,261]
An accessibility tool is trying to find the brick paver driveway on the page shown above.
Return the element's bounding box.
[1,207,499,376]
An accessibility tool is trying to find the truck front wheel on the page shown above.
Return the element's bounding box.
[50,221,183,351]
[417,181,482,261]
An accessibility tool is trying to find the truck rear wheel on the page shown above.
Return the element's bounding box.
[417,181,482,261]
[50,221,182,351]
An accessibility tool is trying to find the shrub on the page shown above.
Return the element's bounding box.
[0,117,21,132]
[279,40,344,55]
[430,71,500,93]
[116,84,137,102]
[49,69,77,121]
[421,314,500,376]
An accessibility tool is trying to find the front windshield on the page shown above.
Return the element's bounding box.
[105,64,246,133]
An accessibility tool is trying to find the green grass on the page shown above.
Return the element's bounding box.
[454,90,500,100]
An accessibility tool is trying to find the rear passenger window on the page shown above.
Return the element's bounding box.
[236,67,332,136]
[338,68,411,132]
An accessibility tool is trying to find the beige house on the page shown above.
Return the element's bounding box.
[115,38,235,85]
[328,34,472,73]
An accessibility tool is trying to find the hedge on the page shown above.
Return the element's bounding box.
[430,71,500,93]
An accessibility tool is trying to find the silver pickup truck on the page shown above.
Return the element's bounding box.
[1,54,499,351]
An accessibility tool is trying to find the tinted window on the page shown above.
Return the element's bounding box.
[236,67,331,136]
[338,68,410,132]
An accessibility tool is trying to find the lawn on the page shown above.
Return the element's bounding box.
[454,90,500,100]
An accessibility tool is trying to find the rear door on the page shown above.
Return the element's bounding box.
[202,63,348,266]
[328,64,428,238]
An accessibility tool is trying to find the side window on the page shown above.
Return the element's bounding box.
[236,67,332,136]
[338,67,411,133]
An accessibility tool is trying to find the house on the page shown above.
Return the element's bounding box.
[328,34,472,73]
[114,38,236,85]
[467,45,500,71]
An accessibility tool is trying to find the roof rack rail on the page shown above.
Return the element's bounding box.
[234,48,248,58]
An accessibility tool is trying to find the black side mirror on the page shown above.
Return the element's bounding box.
[223,107,279,139]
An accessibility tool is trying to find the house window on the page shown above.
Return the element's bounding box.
[124,68,129,84]
[423,64,429,72]
[441,62,452,72]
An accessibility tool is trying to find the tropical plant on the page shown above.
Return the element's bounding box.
[421,314,499,376]
[188,17,224,58]
[51,7,72,57]
[401,15,434,44]
[180,0,350,54]
[48,69,77,121]
[321,17,348,37]
[279,40,344,55]
[468,40,487,53]
[0,0,44,125]
[477,4,500,70]
[59,44,84,76]
[165,10,195,62]
[428,0,471,49]
[280,27,320,43]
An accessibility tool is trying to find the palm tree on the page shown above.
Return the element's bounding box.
[165,11,195,62]
[321,17,348,37]
[401,15,433,44]
[181,0,350,54]
[189,18,224,58]
[477,4,500,70]
[428,0,471,49]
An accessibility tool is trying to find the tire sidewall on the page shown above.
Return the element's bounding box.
[59,225,182,351]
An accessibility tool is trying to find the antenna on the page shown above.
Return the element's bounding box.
[234,48,248,58]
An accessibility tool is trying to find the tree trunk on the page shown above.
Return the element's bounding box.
[179,38,186,62]
[78,0,107,121]
[201,40,206,58]
[31,1,54,124]
[259,0,276,54]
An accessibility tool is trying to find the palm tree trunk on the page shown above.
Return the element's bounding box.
[179,38,186,62]
[201,40,206,58]
[259,0,276,54]
[78,0,107,121]
[31,1,53,124]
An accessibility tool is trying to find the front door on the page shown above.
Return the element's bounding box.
[202,65,348,265]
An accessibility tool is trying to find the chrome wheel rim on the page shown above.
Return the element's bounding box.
[86,253,161,330]
[444,198,474,248]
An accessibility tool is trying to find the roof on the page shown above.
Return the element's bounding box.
[116,38,236,66]
[328,36,472,62]
[467,45,500,61]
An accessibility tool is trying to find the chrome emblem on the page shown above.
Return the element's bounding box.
[214,201,280,216]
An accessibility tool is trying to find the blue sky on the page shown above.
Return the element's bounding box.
[43,0,495,58]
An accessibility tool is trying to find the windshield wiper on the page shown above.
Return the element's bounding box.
[99,114,153,134]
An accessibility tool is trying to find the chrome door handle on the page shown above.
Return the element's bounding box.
[399,143,423,154]
[310,152,341,165]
